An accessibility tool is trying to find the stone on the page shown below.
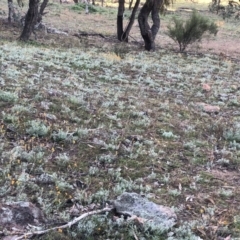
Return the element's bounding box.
[113,192,177,228]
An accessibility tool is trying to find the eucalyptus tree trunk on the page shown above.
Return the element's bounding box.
[117,0,140,42]
[8,0,14,23]
[117,0,125,41]
[8,0,24,23]
[19,0,40,41]
[38,0,49,23]
[129,0,134,9]
[122,0,140,41]
[138,0,162,51]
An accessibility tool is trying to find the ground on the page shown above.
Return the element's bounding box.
[1,1,240,58]
[0,1,240,239]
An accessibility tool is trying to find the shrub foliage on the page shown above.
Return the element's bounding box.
[167,10,218,52]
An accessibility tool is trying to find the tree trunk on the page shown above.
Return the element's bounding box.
[117,0,125,41]
[129,0,134,9]
[151,0,161,39]
[38,0,49,23]
[8,0,14,23]
[19,0,40,41]
[138,0,162,51]
[17,0,24,7]
[122,0,140,41]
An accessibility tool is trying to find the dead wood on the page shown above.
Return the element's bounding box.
[7,207,114,240]
[73,32,106,39]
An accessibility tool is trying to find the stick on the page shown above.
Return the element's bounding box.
[133,230,139,240]
[73,32,106,39]
[14,207,113,240]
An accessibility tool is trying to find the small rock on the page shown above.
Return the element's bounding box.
[114,192,177,228]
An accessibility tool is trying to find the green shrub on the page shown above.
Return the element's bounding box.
[167,10,218,52]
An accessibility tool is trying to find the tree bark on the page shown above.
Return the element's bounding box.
[38,0,49,23]
[39,0,48,16]
[151,0,161,39]
[138,0,162,51]
[129,0,134,9]
[117,0,140,42]
[122,0,140,41]
[117,0,125,41]
[19,0,40,41]
[8,0,14,23]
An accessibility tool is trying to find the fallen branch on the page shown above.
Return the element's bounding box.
[73,32,106,39]
[14,207,113,240]
[167,8,208,13]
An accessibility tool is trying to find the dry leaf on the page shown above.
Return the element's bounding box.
[219,219,230,226]
[87,144,95,148]
[196,227,206,237]
[205,197,215,205]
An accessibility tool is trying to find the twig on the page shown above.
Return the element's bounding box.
[132,230,139,240]
[128,34,142,45]
[14,207,113,240]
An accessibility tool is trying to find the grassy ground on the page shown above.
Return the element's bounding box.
[0,0,240,239]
